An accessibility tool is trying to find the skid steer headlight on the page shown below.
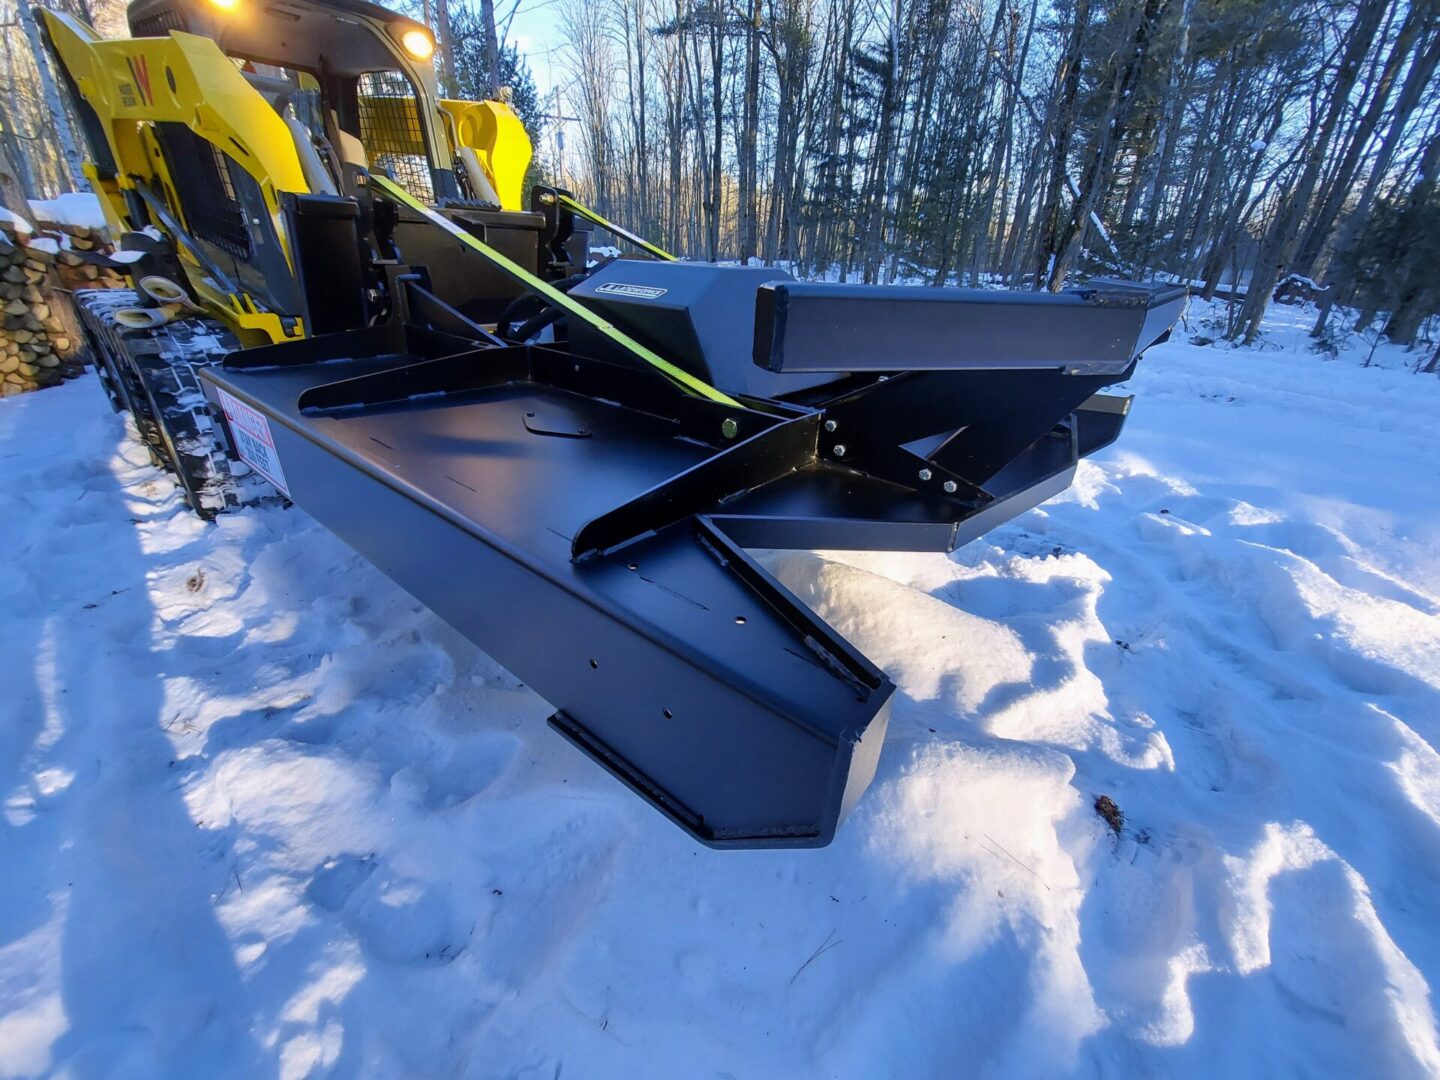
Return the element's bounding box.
[399,28,434,61]
[206,0,240,10]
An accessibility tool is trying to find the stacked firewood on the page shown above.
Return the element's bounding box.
[0,217,127,396]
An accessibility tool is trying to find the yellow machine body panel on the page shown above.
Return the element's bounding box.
[41,0,536,345]
[441,98,532,211]
[41,8,312,343]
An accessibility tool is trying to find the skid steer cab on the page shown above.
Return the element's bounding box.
[44,0,1188,849]
[40,0,549,348]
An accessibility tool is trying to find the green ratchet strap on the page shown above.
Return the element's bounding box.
[557,194,677,263]
[369,174,740,408]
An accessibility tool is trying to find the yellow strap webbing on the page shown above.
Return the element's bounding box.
[369,174,740,408]
[557,194,677,262]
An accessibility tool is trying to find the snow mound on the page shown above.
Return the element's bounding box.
[1,300,1438,1076]
[0,205,33,234]
[27,192,107,231]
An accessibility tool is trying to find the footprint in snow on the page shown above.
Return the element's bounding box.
[306,855,465,965]
[348,873,464,965]
[390,731,520,810]
[37,459,111,491]
[306,853,378,912]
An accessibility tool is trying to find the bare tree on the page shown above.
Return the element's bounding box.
[15,0,85,191]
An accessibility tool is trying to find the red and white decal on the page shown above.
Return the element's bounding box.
[216,387,291,497]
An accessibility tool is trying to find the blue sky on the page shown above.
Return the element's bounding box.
[495,0,567,96]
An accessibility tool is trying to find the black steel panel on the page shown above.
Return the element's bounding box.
[754,280,1188,376]
[814,365,1131,488]
[390,205,546,323]
[283,193,367,335]
[200,356,894,847]
[569,260,835,399]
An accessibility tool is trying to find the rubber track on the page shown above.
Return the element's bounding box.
[74,289,281,518]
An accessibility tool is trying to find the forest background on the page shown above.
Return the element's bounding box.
[3,0,1437,357]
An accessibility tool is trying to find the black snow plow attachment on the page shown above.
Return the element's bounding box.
[199,187,1184,848]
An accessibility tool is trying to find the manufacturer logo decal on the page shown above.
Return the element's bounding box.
[595,282,668,300]
[125,55,154,106]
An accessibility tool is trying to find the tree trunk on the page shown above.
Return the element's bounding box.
[1380,131,1440,345]
[1233,0,1388,343]
[0,134,30,214]
[1032,0,1091,287]
[1423,339,1440,375]
[635,2,650,237]
[433,0,454,90]
[16,0,85,190]
[1313,28,1440,335]
[1294,3,1426,278]
[813,0,853,276]
[976,1,1034,281]
[478,0,500,97]
[862,0,902,284]
[682,2,713,258]
[1047,0,1161,290]
[1136,0,1194,275]
[737,0,760,264]
[708,16,723,261]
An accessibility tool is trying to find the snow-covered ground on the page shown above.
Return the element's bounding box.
[1,300,1438,1078]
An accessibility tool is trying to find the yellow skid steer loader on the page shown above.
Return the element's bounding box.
[42,0,551,511]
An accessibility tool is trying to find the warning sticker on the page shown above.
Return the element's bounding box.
[215,387,291,497]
